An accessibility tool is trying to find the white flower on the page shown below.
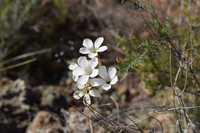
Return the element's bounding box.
[72,56,99,85]
[69,63,78,70]
[91,66,118,91]
[73,84,100,106]
[69,63,79,81]
[79,37,108,58]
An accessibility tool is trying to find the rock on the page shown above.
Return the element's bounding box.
[0,78,69,133]
[40,86,68,112]
[27,108,94,133]
[0,78,31,133]
[26,111,64,133]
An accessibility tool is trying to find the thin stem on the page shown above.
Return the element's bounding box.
[124,113,144,133]
[110,96,119,123]
[169,46,181,127]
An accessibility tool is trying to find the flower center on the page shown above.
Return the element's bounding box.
[106,81,111,84]
[83,88,90,94]
[90,47,97,53]
[105,78,111,84]
[85,67,92,75]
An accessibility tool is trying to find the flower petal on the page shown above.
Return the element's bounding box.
[97,46,108,52]
[79,47,90,54]
[102,84,111,91]
[90,69,99,78]
[73,91,84,99]
[98,66,108,79]
[78,56,89,69]
[77,75,89,85]
[108,67,117,79]
[88,53,98,58]
[90,57,98,69]
[91,78,105,86]
[73,67,86,76]
[76,83,84,89]
[72,75,78,81]
[69,63,78,70]
[94,37,104,48]
[83,94,91,106]
[110,76,118,85]
[89,89,100,97]
[83,38,93,49]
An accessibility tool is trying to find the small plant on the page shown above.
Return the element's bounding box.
[115,0,200,132]
[69,37,118,106]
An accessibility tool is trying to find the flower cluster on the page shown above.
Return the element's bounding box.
[69,37,118,106]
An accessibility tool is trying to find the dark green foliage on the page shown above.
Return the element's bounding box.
[117,0,200,130]
[117,0,200,91]
[116,0,200,129]
[116,35,140,56]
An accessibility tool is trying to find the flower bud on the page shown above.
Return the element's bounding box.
[98,59,102,66]
[116,57,121,64]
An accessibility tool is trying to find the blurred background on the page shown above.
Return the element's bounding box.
[0,0,144,85]
[0,0,200,133]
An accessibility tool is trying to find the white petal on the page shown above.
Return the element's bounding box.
[98,66,108,79]
[108,67,117,79]
[97,46,108,52]
[83,94,91,106]
[90,69,99,77]
[102,84,111,91]
[78,56,89,69]
[73,91,84,99]
[83,38,93,49]
[79,47,90,54]
[110,76,118,85]
[89,89,100,97]
[98,86,103,92]
[91,78,105,86]
[76,83,84,89]
[88,53,98,58]
[69,63,78,70]
[94,37,104,48]
[77,75,89,85]
[90,57,98,69]
[73,75,78,81]
[73,67,86,76]
[87,78,92,84]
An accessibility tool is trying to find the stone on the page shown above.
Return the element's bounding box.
[26,111,64,133]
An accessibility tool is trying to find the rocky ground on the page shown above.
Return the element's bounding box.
[0,73,160,133]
